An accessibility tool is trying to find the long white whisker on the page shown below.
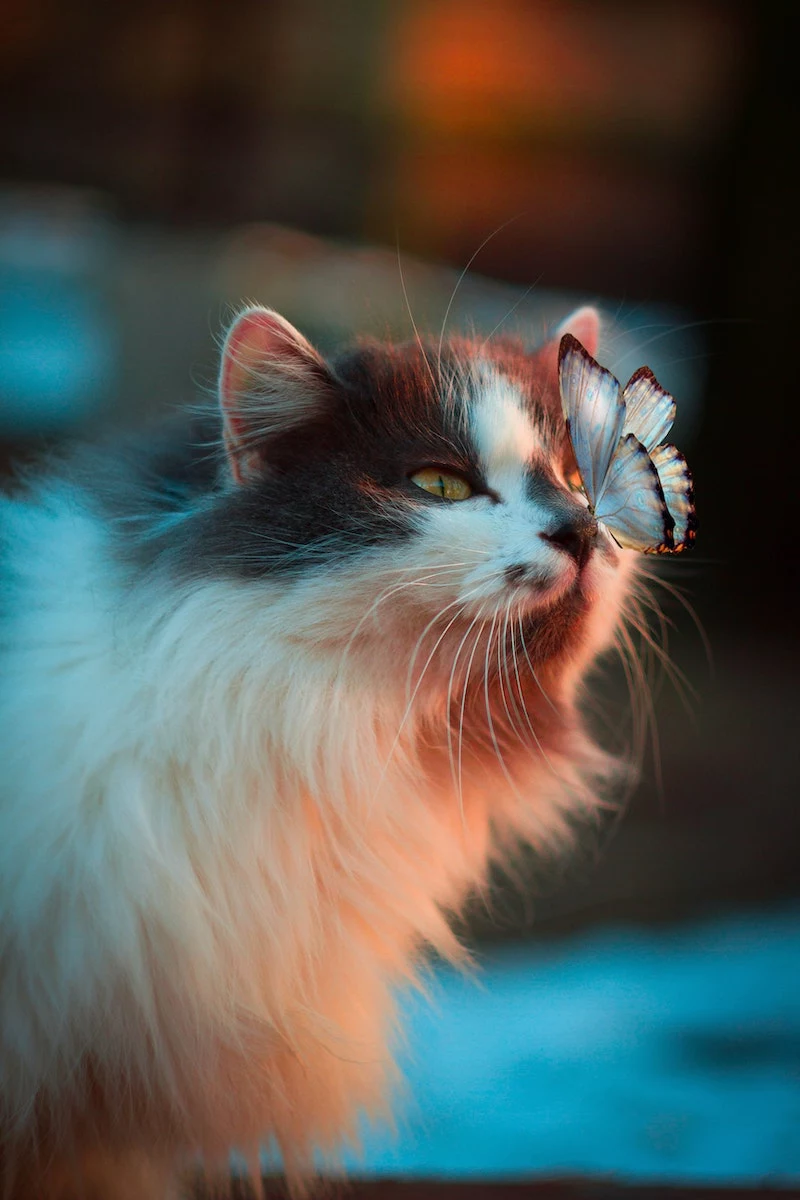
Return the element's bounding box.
[510,611,565,781]
[453,611,492,822]
[626,593,698,714]
[373,585,501,798]
[436,214,524,379]
[334,563,477,686]
[396,240,440,397]
[476,275,543,358]
[636,567,713,673]
[498,600,529,748]
[403,577,496,700]
[516,614,559,715]
[482,610,519,795]
[617,619,662,795]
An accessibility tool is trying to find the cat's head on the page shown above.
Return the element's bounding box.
[208,305,633,698]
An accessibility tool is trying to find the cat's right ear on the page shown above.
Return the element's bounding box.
[219,306,332,484]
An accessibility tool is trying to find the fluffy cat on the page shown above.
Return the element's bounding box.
[0,303,634,1198]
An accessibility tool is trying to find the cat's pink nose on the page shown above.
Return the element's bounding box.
[541,511,598,569]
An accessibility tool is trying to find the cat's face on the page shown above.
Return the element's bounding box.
[209,306,633,689]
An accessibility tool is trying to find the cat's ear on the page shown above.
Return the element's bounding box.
[219,305,332,484]
[536,306,601,379]
[556,306,601,357]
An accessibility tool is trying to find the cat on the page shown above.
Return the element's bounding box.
[0,302,635,1198]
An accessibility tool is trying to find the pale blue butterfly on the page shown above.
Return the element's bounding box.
[558,334,696,554]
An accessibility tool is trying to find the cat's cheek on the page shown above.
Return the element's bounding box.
[402,512,497,595]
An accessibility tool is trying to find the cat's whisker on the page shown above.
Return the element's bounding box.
[498,601,529,751]
[482,610,521,798]
[382,558,483,573]
[635,567,714,673]
[370,590,491,802]
[395,241,440,398]
[494,609,568,806]
[616,617,662,795]
[502,600,546,768]
[333,566,481,690]
[507,609,534,744]
[435,215,524,382]
[516,613,559,715]
[475,275,542,359]
[610,626,644,770]
[403,581,489,702]
[494,606,523,755]
[448,605,493,823]
[509,611,563,780]
[604,316,750,368]
[628,589,695,697]
[625,594,668,711]
[372,581,512,810]
[624,596,699,726]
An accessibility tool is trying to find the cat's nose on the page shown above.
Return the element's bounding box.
[541,510,598,568]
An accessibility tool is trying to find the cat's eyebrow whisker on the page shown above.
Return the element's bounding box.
[395,241,440,398]
[475,275,542,359]
[435,214,524,382]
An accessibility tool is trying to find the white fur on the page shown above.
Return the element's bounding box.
[0,332,634,1197]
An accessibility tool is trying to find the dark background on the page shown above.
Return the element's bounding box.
[0,0,797,1185]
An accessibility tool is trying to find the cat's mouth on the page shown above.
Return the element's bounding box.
[504,548,600,606]
[495,540,620,634]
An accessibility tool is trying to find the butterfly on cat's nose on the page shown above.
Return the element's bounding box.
[557,334,696,554]
[540,509,598,569]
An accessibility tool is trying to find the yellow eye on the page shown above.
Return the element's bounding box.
[410,467,473,501]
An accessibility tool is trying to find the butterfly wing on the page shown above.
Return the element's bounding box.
[650,443,696,551]
[594,433,674,553]
[559,334,626,507]
[622,366,676,453]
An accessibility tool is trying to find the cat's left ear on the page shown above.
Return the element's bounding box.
[219,305,333,484]
[536,306,601,378]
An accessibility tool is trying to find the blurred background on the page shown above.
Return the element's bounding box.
[1,0,797,1191]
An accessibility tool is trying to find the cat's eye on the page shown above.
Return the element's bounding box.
[410,467,473,501]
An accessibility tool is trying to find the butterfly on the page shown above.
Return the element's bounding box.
[558,334,696,554]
